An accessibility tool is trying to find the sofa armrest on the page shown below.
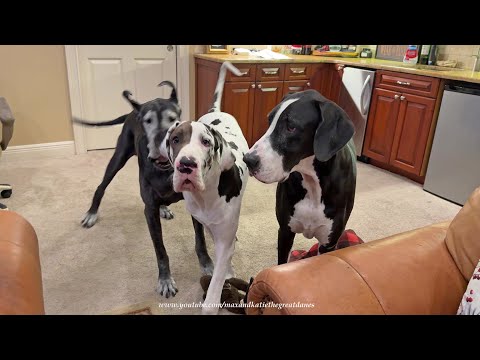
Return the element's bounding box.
[247,222,466,315]
[0,211,45,314]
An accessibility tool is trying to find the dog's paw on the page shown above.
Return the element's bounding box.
[200,260,214,276]
[156,276,178,298]
[81,212,98,228]
[160,206,174,220]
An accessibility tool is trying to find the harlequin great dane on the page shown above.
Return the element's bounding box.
[74,82,213,298]
[243,89,356,264]
[161,62,249,314]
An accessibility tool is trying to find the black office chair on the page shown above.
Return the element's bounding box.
[0,97,14,210]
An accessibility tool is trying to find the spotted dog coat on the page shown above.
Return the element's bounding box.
[243,89,357,264]
[161,62,249,314]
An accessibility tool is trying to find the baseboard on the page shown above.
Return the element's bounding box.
[2,141,75,161]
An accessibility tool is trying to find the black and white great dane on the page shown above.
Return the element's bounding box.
[74,82,213,298]
[243,89,356,264]
[160,62,249,314]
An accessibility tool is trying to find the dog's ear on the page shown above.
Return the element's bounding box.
[158,81,178,104]
[210,126,235,171]
[313,99,355,162]
[122,90,141,112]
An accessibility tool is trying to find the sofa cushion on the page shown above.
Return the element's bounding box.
[457,259,480,315]
[446,187,480,282]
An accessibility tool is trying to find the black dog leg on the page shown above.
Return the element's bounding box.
[144,202,178,298]
[192,217,214,275]
[278,226,296,265]
[81,130,134,228]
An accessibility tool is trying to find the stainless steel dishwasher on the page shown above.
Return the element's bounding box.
[423,82,480,205]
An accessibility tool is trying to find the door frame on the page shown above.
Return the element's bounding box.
[65,45,190,154]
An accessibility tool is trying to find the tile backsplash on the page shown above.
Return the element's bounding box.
[437,45,480,70]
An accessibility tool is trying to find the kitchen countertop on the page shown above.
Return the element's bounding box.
[195,54,480,84]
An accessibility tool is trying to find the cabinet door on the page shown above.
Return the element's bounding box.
[363,88,401,162]
[252,81,284,145]
[223,82,255,145]
[328,64,345,104]
[389,93,435,175]
[309,64,331,99]
[282,80,310,97]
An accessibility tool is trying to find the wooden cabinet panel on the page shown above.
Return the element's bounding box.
[309,63,331,99]
[195,59,221,118]
[363,88,401,162]
[251,81,284,145]
[223,82,255,144]
[376,70,440,98]
[389,94,435,175]
[285,63,312,80]
[256,64,285,82]
[225,64,256,82]
[329,64,345,104]
[282,80,311,96]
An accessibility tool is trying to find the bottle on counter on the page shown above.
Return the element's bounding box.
[419,45,431,65]
[428,45,438,66]
[403,45,419,64]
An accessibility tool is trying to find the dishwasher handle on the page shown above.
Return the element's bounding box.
[360,75,372,115]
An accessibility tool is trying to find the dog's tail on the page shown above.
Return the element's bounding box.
[209,61,242,113]
[72,114,128,127]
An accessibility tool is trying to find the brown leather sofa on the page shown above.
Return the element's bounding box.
[247,187,480,315]
[0,211,45,314]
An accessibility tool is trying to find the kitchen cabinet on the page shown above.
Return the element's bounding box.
[195,58,337,146]
[363,70,442,182]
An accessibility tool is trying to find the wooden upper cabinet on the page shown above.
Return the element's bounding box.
[251,81,284,145]
[363,88,401,162]
[225,64,256,82]
[389,93,435,175]
[282,80,311,96]
[256,64,285,82]
[285,63,312,80]
[223,82,255,144]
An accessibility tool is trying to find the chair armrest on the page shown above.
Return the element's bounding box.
[0,211,45,314]
[247,222,466,315]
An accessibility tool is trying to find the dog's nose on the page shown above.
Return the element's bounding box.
[179,156,197,168]
[177,156,197,174]
[243,152,260,172]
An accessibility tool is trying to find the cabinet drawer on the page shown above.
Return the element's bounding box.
[226,64,256,82]
[282,80,311,96]
[285,64,312,80]
[256,64,285,81]
[376,70,440,98]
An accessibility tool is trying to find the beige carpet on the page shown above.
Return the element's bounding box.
[1,150,461,314]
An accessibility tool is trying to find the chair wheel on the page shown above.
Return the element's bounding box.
[1,190,12,198]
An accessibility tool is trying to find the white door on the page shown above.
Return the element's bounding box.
[77,45,177,150]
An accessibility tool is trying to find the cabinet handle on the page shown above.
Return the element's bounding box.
[307,82,311,87]
[260,87,278,92]
[337,65,345,70]
[262,68,279,75]
[257,84,262,89]
[291,68,306,74]
[400,95,406,101]
[289,86,303,91]
[394,94,400,99]
[396,80,411,86]
[251,83,255,88]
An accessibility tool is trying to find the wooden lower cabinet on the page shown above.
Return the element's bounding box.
[389,93,435,175]
[251,81,284,145]
[223,82,255,145]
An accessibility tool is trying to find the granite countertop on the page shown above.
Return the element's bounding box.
[195,54,480,84]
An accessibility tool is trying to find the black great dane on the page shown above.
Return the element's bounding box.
[243,89,356,264]
[74,82,213,298]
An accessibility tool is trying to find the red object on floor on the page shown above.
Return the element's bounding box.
[288,229,364,262]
